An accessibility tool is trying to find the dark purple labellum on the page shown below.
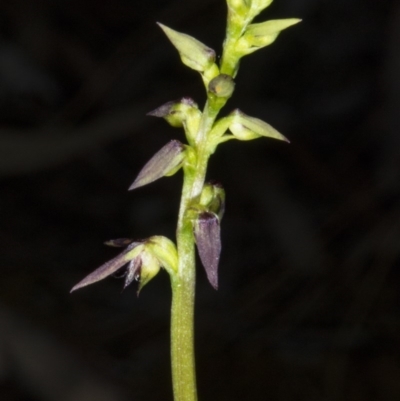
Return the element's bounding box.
[128,140,185,190]
[104,238,135,247]
[70,241,140,292]
[194,212,221,290]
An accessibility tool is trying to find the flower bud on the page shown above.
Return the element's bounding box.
[194,212,221,290]
[237,19,301,55]
[208,74,235,98]
[148,98,201,145]
[158,23,216,72]
[199,181,225,220]
[129,140,186,190]
[229,109,289,142]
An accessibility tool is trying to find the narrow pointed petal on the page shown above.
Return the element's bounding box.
[129,140,186,190]
[194,212,221,290]
[70,242,140,292]
[124,257,142,289]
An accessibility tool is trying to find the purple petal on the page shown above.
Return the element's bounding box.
[70,242,139,292]
[147,101,175,117]
[194,212,221,290]
[104,238,135,247]
[128,140,185,190]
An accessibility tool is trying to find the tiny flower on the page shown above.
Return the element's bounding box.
[194,212,221,290]
[129,140,186,190]
[70,241,144,292]
[147,98,201,145]
[229,109,289,142]
[71,236,179,294]
[158,23,216,72]
[236,19,301,55]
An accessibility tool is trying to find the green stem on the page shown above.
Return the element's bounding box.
[170,98,223,401]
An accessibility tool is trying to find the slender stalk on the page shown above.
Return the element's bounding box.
[171,99,223,401]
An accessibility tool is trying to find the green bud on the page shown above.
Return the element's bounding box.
[129,140,186,190]
[158,23,216,72]
[208,74,235,98]
[237,19,301,55]
[199,181,226,220]
[229,109,289,142]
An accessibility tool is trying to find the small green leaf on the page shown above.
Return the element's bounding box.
[158,23,216,72]
[229,109,289,142]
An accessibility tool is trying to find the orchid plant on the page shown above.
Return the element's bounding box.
[71,1,300,400]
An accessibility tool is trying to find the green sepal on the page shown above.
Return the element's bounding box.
[237,19,301,55]
[146,236,178,276]
[229,109,289,142]
[158,23,216,72]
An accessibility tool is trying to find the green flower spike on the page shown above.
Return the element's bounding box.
[129,140,187,190]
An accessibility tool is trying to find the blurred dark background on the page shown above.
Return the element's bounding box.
[1,0,400,400]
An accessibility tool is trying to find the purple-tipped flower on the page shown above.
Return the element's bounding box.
[70,240,143,292]
[147,98,201,145]
[129,140,186,190]
[194,212,221,290]
[71,236,178,294]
